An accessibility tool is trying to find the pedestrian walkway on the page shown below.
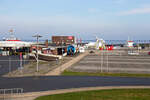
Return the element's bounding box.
[45,52,88,76]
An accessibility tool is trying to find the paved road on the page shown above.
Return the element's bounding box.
[0,76,150,93]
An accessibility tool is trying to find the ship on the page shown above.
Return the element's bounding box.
[29,53,62,61]
[0,29,34,56]
[0,29,34,48]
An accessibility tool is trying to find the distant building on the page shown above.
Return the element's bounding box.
[52,36,75,45]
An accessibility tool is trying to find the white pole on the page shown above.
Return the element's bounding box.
[101,51,103,72]
[33,34,42,72]
[107,47,109,72]
[60,36,63,73]
[37,36,39,72]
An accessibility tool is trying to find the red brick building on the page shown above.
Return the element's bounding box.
[52,36,75,45]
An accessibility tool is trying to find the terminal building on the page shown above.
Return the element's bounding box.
[52,36,75,46]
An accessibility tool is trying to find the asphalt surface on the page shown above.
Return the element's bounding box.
[70,54,150,73]
[0,76,150,93]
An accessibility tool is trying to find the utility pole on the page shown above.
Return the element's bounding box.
[107,45,109,72]
[32,34,42,72]
[101,50,103,72]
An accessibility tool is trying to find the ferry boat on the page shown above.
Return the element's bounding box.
[0,30,34,56]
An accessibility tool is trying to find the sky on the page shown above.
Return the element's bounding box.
[0,0,150,40]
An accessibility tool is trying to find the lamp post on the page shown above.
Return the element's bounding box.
[61,36,63,55]
[100,49,103,73]
[60,36,64,73]
[32,34,42,72]
[106,44,109,72]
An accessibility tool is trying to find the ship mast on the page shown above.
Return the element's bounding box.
[9,29,15,40]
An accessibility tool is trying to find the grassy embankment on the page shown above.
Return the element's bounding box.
[62,70,150,78]
[35,89,150,100]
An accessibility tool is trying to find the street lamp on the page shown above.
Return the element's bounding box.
[60,36,64,73]
[61,37,64,56]
[32,34,42,72]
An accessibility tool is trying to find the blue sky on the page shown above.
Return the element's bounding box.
[0,0,150,40]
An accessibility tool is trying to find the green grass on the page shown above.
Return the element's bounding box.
[62,70,150,78]
[35,89,150,100]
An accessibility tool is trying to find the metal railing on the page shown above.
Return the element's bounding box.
[0,88,23,100]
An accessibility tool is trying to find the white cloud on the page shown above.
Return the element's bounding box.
[119,7,150,15]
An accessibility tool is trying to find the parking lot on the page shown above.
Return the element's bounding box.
[69,50,150,74]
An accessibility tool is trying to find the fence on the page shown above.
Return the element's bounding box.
[0,55,61,77]
[0,88,23,100]
[0,55,30,77]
